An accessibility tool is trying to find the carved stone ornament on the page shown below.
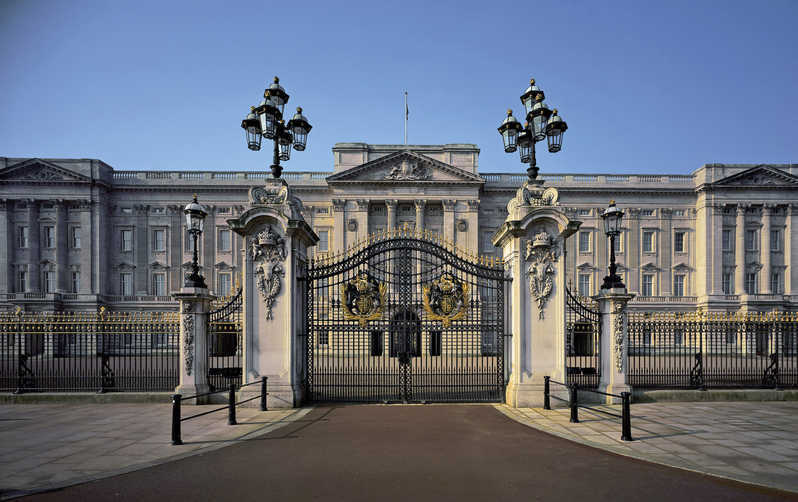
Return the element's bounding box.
[506,182,559,220]
[457,219,467,232]
[423,272,470,328]
[341,272,387,327]
[348,219,358,232]
[250,183,288,205]
[250,226,288,320]
[613,300,626,373]
[385,158,431,181]
[182,303,194,375]
[526,230,559,319]
[22,167,64,181]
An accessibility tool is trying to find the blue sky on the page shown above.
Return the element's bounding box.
[1,0,796,175]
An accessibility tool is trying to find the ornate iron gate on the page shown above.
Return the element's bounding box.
[208,288,243,391]
[305,229,507,403]
[565,286,601,388]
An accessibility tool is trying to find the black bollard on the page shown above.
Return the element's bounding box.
[621,392,633,441]
[228,384,237,425]
[260,376,268,411]
[171,394,183,445]
[569,384,579,423]
[543,376,551,410]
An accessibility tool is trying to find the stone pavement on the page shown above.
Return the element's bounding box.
[498,401,798,493]
[0,403,310,499]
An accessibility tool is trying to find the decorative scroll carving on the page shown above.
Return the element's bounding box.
[251,226,287,320]
[182,303,194,375]
[341,272,386,327]
[385,159,431,180]
[423,273,470,328]
[250,183,288,205]
[526,230,558,319]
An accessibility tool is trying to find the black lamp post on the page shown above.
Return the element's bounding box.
[601,200,626,290]
[241,76,312,179]
[184,194,208,289]
[498,78,568,183]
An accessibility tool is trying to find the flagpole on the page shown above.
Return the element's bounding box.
[404,91,408,145]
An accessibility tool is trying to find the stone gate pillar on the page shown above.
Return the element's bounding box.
[595,289,634,402]
[227,179,318,408]
[493,181,580,407]
[173,287,214,404]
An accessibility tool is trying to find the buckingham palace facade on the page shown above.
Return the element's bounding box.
[1,143,797,313]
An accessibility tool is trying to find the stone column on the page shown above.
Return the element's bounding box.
[168,205,183,293]
[227,179,318,408]
[173,286,214,404]
[443,199,456,242]
[660,208,672,295]
[354,200,369,242]
[28,200,40,292]
[627,209,640,294]
[711,204,725,295]
[465,200,479,252]
[135,204,149,295]
[787,204,795,294]
[56,201,68,292]
[761,204,773,293]
[414,200,426,231]
[332,199,346,252]
[595,289,634,403]
[735,204,746,295]
[78,202,93,294]
[0,200,11,294]
[386,199,397,231]
[494,185,580,407]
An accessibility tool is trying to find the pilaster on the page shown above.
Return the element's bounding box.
[78,202,93,294]
[443,199,456,241]
[386,199,397,231]
[134,204,149,295]
[0,200,11,293]
[173,287,214,404]
[788,204,796,294]
[761,204,773,293]
[594,289,634,403]
[56,201,68,292]
[332,199,346,252]
[735,204,746,295]
[28,200,40,292]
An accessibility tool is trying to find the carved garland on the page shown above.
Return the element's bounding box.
[526,231,558,319]
[182,303,194,375]
[251,226,288,321]
[613,301,625,373]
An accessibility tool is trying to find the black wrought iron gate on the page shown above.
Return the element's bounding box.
[304,231,507,403]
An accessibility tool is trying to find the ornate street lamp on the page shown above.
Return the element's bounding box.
[184,194,208,289]
[601,200,626,290]
[241,76,312,179]
[498,78,568,183]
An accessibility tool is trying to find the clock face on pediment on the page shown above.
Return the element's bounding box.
[326,151,484,184]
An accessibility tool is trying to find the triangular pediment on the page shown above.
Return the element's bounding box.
[0,159,91,183]
[713,165,798,187]
[326,151,484,184]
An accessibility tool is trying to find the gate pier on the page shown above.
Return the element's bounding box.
[174,287,214,404]
[493,182,580,407]
[227,179,318,408]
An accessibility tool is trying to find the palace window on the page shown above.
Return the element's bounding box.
[121,229,133,252]
[673,209,685,216]
[152,273,166,296]
[673,274,685,297]
[722,271,733,295]
[71,271,80,293]
[578,274,591,297]
[71,227,81,249]
[745,272,758,294]
[642,231,655,253]
[18,270,28,292]
[218,229,232,252]
[722,229,732,252]
[641,274,654,296]
[152,229,166,252]
[578,231,590,253]
[674,231,685,253]
[318,230,329,252]
[745,229,758,251]
[18,226,29,248]
[577,208,591,216]
[43,226,55,248]
[43,271,55,293]
[771,229,782,252]
[120,273,133,296]
[771,271,783,295]
[641,209,655,216]
[218,273,232,297]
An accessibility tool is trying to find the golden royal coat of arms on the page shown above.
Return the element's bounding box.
[341,272,387,327]
[423,273,470,328]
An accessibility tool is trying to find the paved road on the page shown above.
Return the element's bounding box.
[19,405,797,501]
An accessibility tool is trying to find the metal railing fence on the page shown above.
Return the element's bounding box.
[628,311,798,389]
[0,308,179,393]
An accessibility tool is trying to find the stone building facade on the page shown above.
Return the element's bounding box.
[1,144,797,313]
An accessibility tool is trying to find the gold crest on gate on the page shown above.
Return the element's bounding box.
[341,272,386,327]
[423,273,469,328]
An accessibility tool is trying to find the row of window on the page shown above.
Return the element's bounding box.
[577,230,688,254]
[722,228,783,252]
[576,270,785,297]
[118,228,234,253]
[17,227,82,249]
[15,271,235,296]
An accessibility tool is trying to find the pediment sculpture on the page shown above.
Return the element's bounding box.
[385,159,431,181]
[526,230,559,319]
[250,226,287,320]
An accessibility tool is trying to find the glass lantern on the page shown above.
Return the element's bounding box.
[278,124,293,161]
[497,110,522,153]
[183,194,207,233]
[287,107,312,151]
[241,108,262,151]
[517,126,532,163]
[546,109,568,153]
[519,78,544,116]
[267,76,290,116]
[527,95,552,141]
